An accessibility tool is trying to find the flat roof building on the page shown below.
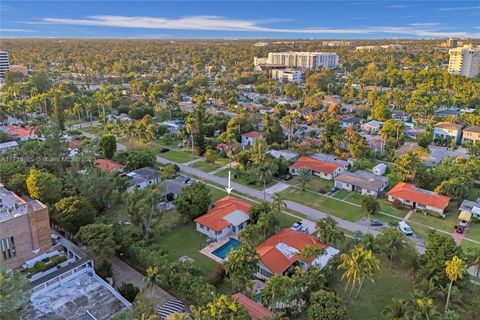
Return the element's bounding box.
[448,45,480,78]
[266,52,339,69]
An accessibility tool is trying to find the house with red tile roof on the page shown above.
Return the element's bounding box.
[241,131,264,146]
[195,196,251,240]
[255,228,339,280]
[232,293,273,320]
[94,159,125,173]
[5,125,37,141]
[289,156,348,180]
[387,182,451,215]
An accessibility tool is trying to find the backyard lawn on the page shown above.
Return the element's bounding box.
[330,259,414,320]
[215,168,277,190]
[160,150,197,163]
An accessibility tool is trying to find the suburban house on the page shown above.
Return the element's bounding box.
[268,149,299,161]
[392,111,411,122]
[241,131,264,146]
[433,122,462,143]
[289,156,348,180]
[459,199,480,219]
[462,126,480,144]
[126,167,160,192]
[340,117,362,129]
[232,293,273,320]
[161,177,188,201]
[334,171,388,197]
[195,196,251,240]
[94,159,125,173]
[387,182,451,215]
[255,228,339,280]
[0,140,18,153]
[372,163,387,176]
[4,125,38,141]
[361,120,384,134]
[434,108,460,119]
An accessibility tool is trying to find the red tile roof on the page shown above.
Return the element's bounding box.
[194,196,251,232]
[242,131,263,139]
[232,293,273,320]
[6,125,35,138]
[68,140,82,150]
[94,159,125,172]
[290,156,341,175]
[387,182,450,210]
[256,228,327,275]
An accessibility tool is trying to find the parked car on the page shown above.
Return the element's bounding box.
[177,143,185,148]
[369,220,383,227]
[282,173,293,181]
[455,225,465,234]
[291,221,303,231]
[330,187,339,193]
[398,221,413,236]
[160,147,170,153]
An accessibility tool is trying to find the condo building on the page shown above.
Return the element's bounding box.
[0,184,52,269]
[0,51,10,82]
[266,52,339,69]
[448,44,480,78]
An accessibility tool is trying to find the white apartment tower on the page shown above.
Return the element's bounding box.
[0,51,10,82]
[267,52,339,69]
[448,45,480,78]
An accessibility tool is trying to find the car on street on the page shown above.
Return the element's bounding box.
[398,221,413,236]
[369,220,383,227]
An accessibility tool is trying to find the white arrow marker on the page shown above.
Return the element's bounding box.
[225,170,233,194]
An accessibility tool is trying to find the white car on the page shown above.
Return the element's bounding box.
[398,221,413,236]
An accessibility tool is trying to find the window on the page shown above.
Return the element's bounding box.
[1,237,16,260]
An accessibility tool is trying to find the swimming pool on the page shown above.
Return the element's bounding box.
[212,238,241,259]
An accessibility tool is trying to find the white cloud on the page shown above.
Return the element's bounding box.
[34,15,476,38]
[438,6,480,11]
[1,28,34,32]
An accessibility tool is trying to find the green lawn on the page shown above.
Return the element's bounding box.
[160,150,197,163]
[81,125,103,136]
[279,187,363,222]
[289,176,334,193]
[330,259,414,320]
[191,158,230,173]
[215,168,277,190]
[150,222,217,275]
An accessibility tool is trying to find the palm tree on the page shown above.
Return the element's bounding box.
[361,196,379,234]
[272,193,287,212]
[444,255,465,314]
[337,245,380,300]
[413,278,442,301]
[410,298,441,320]
[377,228,405,269]
[297,168,312,191]
[281,114,296,145]
[382,299,410,320]
[299,245,325,261]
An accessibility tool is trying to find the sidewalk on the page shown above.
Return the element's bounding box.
[110,256,173,308]
[209,161,237,175]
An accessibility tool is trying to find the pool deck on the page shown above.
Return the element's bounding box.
[200,234,238,263]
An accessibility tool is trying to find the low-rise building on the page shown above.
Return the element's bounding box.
[0,184,52,269]
[361,120,384,134]
[334,171,388,197]
[341,117,362,129]
[387,182,450,215]
[462,126,480,144]
[392,111,411,122]
[433,122,462,143]
[289,156,348,180]
[255,228,339,280]
[195,196,251,240]
[241,131,264,146]
[232,293,273,320]
[126,167,160,192]
[372,163,387,176]
[94,159,125,173]
[459,199,480,219]
[268,149,299,161]
[271,69,303,83]
[4,125,38,141]
[0,140,18,153]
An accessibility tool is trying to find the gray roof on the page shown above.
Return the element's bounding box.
[342,117,361,124]
[132,167,159,180]
[162,178,186,196]
[335,171,387,191]
[268,149,299,161]
[311,153,349,167]
[459,199,480,212]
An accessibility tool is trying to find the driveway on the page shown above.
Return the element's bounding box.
[265,182,290,194]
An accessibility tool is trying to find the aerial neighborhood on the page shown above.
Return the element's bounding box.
[1,4,480,319]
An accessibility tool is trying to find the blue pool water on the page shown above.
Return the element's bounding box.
[212,238,241,259]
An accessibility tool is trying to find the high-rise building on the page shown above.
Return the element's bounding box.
[0,51,10,82]
[448,45,480,78]
[0,184,52,269]
[266,52,339,69]
[443,38,458,48]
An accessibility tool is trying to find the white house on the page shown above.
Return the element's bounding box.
[241,131,264,146]
[195,196,251,240]
[268,149,299,161]
[459,199,480,219]
[0,140,18,153]
[361,120,384,134]
[433,122,462,143]
[387,182,451,215]
[334,171,388,197]
[127,167,160,192]
[372,163,387,176]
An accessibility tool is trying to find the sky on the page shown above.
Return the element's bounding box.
[1,1,480,39]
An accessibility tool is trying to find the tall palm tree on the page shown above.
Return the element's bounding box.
[377,228,405,269]
[410,298,441,320]
[444,255,465,314]
[297,168,312,191]
[272,193,287,212]
[382,299,410,320]
[413,278,442,301]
